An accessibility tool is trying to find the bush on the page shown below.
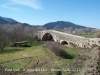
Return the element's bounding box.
[26,39,41,46]
[92,44,99,48]
[56,71,62,75]
[69,42,77,47]
[45,41,73,59]
[94,31,100,38]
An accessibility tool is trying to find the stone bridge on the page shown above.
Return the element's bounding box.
[37,30,100,48]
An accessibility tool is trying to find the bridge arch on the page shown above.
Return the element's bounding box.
[42,33,54,41]
[61,41,68,45]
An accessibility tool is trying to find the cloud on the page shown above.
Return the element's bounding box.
[2,4,8,9]
[1,0,43,12]
[2,3,23,13]
[9,0,43,10]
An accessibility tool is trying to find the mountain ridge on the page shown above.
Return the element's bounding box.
[0,17,9,24]
[0,16,91,29]
[0,16,18,24]
[0,16,31,26]
[42,21,87,29]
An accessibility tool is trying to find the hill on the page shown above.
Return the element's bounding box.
[0,17,9,24]
[0,16,18,24]
[43,21,86,29]
[1,16,18,24]
[0,16,31,26]
[0,16,90,29]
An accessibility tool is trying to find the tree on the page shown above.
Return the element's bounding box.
[0,25,10,51]
[83,27,92,34]
[94,31,100,38]
[69,26,73,33]
[63,27,69,33]
[0,24,38,51]
[53,26,61,31]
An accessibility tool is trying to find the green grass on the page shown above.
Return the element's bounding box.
[0,43,85,75]
[1,59,30,69]
[0,43,52,67]
[79,34,94,38]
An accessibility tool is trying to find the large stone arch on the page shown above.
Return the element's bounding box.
[42,33,54,41]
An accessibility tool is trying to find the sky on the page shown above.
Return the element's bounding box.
[0,0,100,28]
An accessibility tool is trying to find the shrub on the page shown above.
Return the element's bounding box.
[84,70,91,75]
[56,71,62,75]
[45,41,73,59]
[94,31,100,38]
[92,44,99,48]
[69,42,77,47]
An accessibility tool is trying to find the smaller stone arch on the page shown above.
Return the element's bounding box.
[61,41,68,45]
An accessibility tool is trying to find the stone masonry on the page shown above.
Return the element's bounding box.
[37,30,100,48]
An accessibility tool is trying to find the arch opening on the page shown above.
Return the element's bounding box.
[61,41,68,45]
[42,33,54,41]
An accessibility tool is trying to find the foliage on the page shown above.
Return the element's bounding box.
[56,71,62,75]
[92,44,99,48]
[25,39,43,46]
[0,26,10,51]
[84,70,91,75]
[94,31,100,38]
[0,24,37,51]
[43,21,86,29]
[69,42,77,47]
[45,41,74,59]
